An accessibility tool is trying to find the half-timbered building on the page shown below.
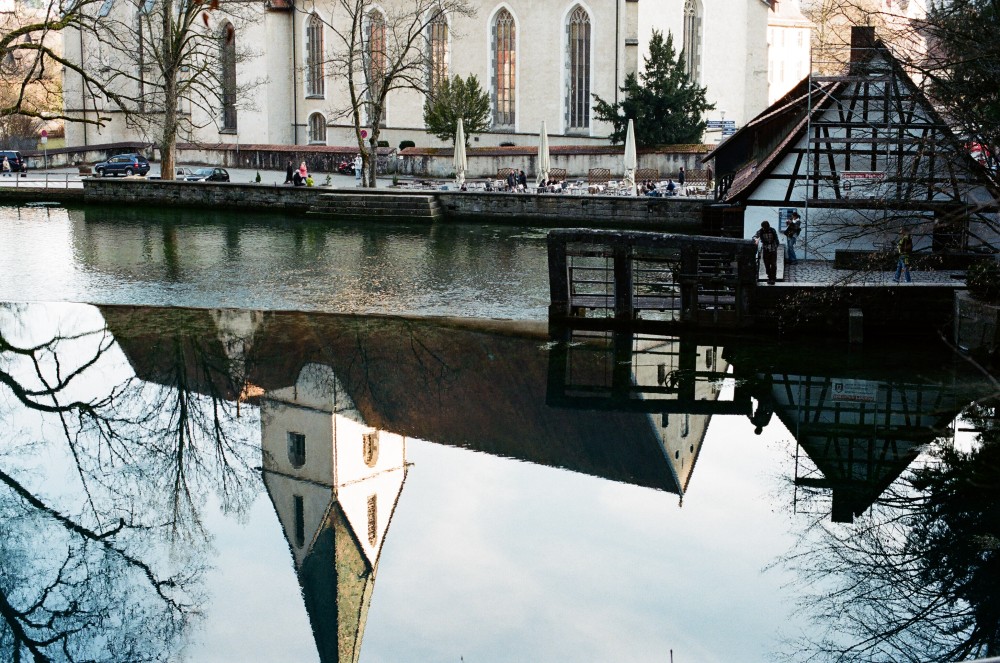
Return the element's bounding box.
[705,25,999,261]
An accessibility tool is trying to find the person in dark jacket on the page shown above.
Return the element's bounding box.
[753,220,780,285]
[284,161,294,184]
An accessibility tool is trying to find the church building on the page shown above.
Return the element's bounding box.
[62,0,779,150]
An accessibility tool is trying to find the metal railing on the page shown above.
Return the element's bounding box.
[0,172,85,188]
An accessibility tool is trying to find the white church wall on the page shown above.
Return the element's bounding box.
[639,0,769,134]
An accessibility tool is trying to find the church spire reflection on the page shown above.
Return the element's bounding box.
[261,363,407,663]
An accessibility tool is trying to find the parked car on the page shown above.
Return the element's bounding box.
[175,166,196,178]
[94,153,150,177]
[0,150,26,172]
[185,167,230,182]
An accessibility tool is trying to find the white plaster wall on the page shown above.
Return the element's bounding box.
[262,472,334,568]
[639,0,769,132]
[261,399,335,485]
[767,25,811,104]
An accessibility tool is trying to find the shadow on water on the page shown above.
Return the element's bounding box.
[1,301,998,661]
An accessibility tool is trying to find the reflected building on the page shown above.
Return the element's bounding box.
[725,344,992,523]
[261,362,407,663]
[547,329,741,497]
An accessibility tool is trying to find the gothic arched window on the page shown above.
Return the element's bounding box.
[428,9,448,92]
[366,10,387,121]
[683,0,702,83]
[306,14,325,97]
[308,112,327,144]
[492,8,516,128]
[220,22,237,131]
[566,5,591,130]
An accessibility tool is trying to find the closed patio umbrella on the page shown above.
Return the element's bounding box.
[623,118,637,195]
[537,120,550,186]
[454,118,467,188]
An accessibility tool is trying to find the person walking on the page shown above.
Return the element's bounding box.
[783,211,802,265]
[754,220,780,285]
[284,160,294,184]
[354,154,363,186]
[678,166,685,192]
[894,227,913,283]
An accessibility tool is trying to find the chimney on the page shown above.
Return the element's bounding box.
[849,25,876,72]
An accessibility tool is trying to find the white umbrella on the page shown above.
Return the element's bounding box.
[454,118,467,188]
[537,120,551,186]
[623,118,637,195]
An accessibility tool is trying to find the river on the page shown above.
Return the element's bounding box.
[0,204,997,663]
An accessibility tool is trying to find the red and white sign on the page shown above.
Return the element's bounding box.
[841,170,885,181]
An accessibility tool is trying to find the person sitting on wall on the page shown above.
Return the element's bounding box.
[293,170,304,186]
[665,179,676,196]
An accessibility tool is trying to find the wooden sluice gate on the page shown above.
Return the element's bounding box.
[548,229,758,328]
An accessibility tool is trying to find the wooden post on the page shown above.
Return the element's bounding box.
[548,234,570,319]
[613,239,634,323]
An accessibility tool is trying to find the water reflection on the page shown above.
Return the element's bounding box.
[0,303,259,661]
[2,301,998,661]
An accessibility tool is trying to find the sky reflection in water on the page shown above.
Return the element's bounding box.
[1,204,998,662]
[1,301,996,662]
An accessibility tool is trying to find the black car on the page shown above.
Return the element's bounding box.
[0,150,26,173]
[94,153,150,177]
[185,167,230,182]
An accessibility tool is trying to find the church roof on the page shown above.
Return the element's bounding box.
[101,305,685,494]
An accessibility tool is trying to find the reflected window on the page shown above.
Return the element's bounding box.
[683,0,702,83]
[367,494,377,546]
[306,13,325,97]
[492,8,516,128]
[308,112,326,144]
[293,495,305,548]
[566,5,591,130]
[681,413,690,437]
[366,10,387,121]
[363,430,379,467]
[428,9,448,92]
[220,22,237,131]
[288,431,305,468]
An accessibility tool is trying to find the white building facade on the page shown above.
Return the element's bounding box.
[63,0,777,150]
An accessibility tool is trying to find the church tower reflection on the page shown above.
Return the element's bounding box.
[261,363,407,663]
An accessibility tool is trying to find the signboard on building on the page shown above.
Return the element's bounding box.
[831,378,878,403]
[840,171,886,199]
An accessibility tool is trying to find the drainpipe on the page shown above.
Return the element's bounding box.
[79,29,88,146]
[291,0,299,145]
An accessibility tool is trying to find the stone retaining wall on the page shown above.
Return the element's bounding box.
[79,179,706,228]
[439,192,704,228]
[82,178,330,212]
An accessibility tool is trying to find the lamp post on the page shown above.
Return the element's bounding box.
[40,129,48,170]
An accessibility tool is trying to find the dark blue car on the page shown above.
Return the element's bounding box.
[94,153,150,177]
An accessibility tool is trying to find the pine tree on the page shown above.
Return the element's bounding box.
[593,30,714,146]
[423,74,492,146]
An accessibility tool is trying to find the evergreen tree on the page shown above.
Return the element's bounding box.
[423,74,491,145]
[593,30,714,146]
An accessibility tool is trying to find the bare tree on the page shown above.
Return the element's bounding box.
[0,0,131,132]
[312,0,474,187]
[72,0,264,179]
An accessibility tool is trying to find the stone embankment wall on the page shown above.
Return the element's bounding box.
[79,179,705,228]
[82,178,328,212]
[439,192,703,228]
